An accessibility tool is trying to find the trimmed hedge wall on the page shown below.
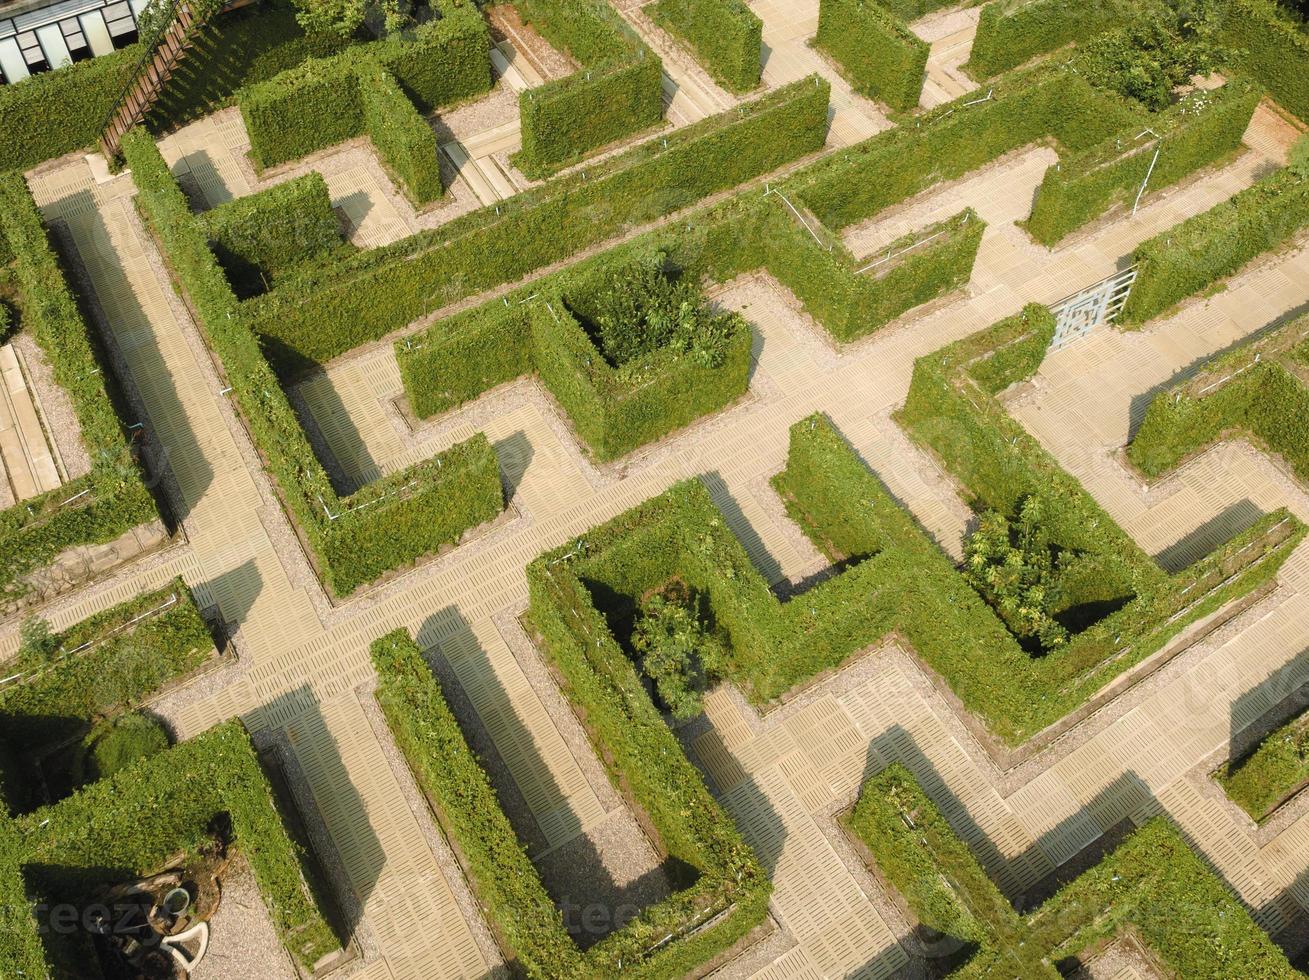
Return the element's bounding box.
[512,0,665,177]
[371,630,578,975]
[652,0,762,93]
[792,67,1144,232]
[847,764,1299,976]
[1219,704,1309,822]
[815,0,928,113]
[526,557,774,976]
[756,205,983,342]
[0,720,339,977]
[521,398,1300,747]
[966,0,1147,79]
[245,76,830,373]
[0,580,213,760]
[202,172,346,296]
[1120,166,1309,324]
[1128,315,1309,484]
[359,62,444,206]
[1025,80,1261,245]
[1216,0,1309,123]
[400,244,752,461]
[376,623,770,977]
[123,129,504,597]
[238,1,490,185]
[0,174,157,611]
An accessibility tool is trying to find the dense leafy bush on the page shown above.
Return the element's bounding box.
[1120,166,1309,323]
[253,77,830,370]
[124,130,504,596]
[815,0,928,112]
[73,711,171,785]
[1128,315,1309,483]
[1025,78,1259,245]
[1073,14,1219,109]
[0,720,339,977]
[0,175,157,610]
[1220,707,1309,821]
[373,626,769,978]
[512,0,665,177]
[964,497,1069,651]
[847,764,1299,976]
[202,172,346,297]
[631,585,726,720]
[966,0,1149,79]
[1215,0,1309,123]
[652,0,761,92]
[239,3,490,175]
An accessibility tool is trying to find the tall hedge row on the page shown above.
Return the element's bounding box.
[358,62,445,206]
[758,205,984,341]
[652,0,762,93]
[244,77,831,372]
[202,172,345,296]
[526,554,774,977]
[1120,166,1309,324]
[965,0,1146,79]
[847,765,1299,977]
[793,67,1144,231]
[123,130,504,597]
[1128,315,1309,484]
[238,1,489,175]
[0,720,339,977]
[0,580,213,760]
[814,0,928,112]
[512,0,665,177]
[1216,0,1309,123]
[0,174,157,610]
[1026,80,1260,244]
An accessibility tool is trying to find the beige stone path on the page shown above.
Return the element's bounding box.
[911,4,982,109]
[0,343,62,502]
[17,65,1309,980]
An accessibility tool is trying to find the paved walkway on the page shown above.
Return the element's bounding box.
[11,45,1309,980]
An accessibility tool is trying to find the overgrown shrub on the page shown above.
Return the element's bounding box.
[254,77,829,370]
[964,497,1069,651]
[652,0,762,93]
[1073,14,1219,109]
[1120,166,1309,323]
[631,586,725,720]
[202,172,346,297]
[73,711,171,785]
[512,0,665,177]
[815,0,928,112]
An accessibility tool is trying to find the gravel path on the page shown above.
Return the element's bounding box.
[192,856,297,980]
